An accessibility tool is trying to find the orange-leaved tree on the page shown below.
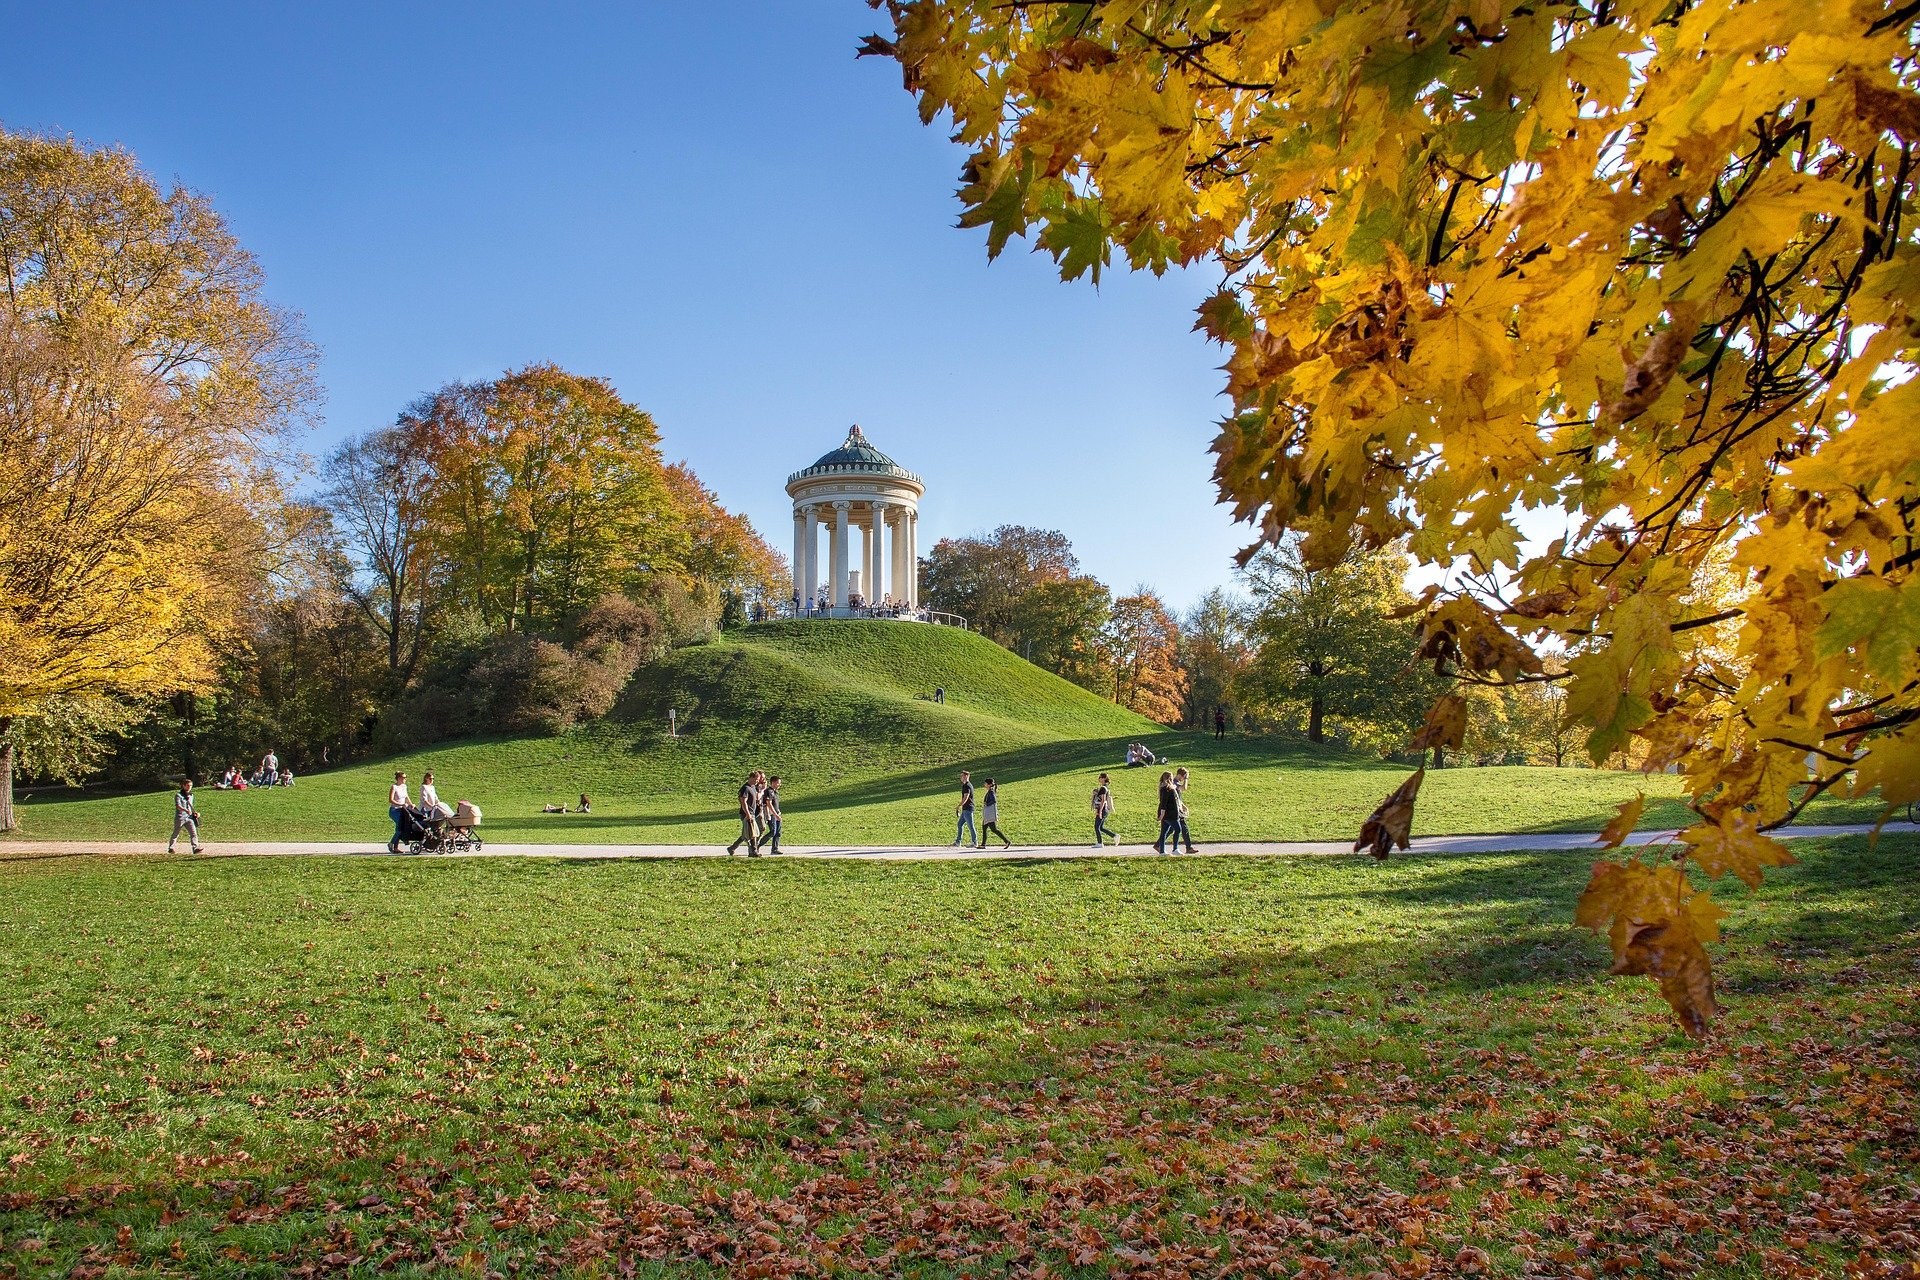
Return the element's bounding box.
[1105,590,1188,723]
[0,129,316,830]
[867,0,1920,1033]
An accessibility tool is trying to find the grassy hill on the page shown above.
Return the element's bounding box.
[8,620,1885,846]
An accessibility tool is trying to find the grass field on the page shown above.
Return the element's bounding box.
[8,622,1884,847]
[1,836,1914,1276]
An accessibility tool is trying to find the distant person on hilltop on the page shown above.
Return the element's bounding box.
[1091,773,1117,847]
[168,779,203,855]
[979,778,1011,849]
[952,770,976,848]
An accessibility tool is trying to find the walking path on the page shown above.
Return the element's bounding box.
[0,824,1891,863]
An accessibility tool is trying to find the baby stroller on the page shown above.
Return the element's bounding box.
[394,805,436,855]
[396,801,483,855]
[442,800,483,853]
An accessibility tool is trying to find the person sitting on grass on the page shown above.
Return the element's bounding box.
[578,793,591,815]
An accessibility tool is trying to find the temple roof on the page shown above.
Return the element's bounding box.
[790,425,920,485]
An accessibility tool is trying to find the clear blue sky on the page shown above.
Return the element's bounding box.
[5,2,1247,609]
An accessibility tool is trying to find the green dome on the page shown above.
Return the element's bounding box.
[808,425,897,470]
[792,426,920,483]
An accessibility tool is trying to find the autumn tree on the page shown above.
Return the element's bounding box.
[0,130,315,828]
[871,0,1920,1033]
[1178,588,1253,729]
[1236,539,1440,751]
[921,525,1081,641]
[1011,574,1115,692]
[1104,589,1187,723]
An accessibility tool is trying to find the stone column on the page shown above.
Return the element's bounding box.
[830,501,850,610]
[889,507,906,608]
[869,500,888,604]
[906,510,919,608]
[802,504,818,608]
[791,509,805,612]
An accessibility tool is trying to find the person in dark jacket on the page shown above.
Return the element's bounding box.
[1153,771,1178,855]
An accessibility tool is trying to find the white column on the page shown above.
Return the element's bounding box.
[830,501,850,610]
[869,500,888,603]
[906,510,918,607]
[891,507,907,605]
[791,509,805,611]
[802,504,818,607]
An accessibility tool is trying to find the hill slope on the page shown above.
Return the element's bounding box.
[10,620,1885,846]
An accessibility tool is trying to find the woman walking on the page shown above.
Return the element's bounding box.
[387,771,410,855]
[168,779,203,854]
[1153,770,1178,855]
[1171,766,1196,853]
[979,778,1012,848]
[1091,773,1118,847]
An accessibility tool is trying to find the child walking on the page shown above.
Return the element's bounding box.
[168,779,203,854]
[1091,773,1117,847]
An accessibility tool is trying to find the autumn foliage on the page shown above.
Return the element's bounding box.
[869,0,1920,1032]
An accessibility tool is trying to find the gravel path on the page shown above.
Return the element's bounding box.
[0,824,1890,862]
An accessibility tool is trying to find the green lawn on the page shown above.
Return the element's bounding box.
[8,622,1884,846]
[0,836,1913,1276]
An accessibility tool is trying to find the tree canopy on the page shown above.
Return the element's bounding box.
[0,129,317,828]
[870,0,1920,1032]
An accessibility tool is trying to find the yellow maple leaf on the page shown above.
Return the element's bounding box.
[1680,815,1797,889]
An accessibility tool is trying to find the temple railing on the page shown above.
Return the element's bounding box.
[747,601,967,628]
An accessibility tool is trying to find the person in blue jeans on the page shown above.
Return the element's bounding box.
[387,770,410,854]
[952,770,976,847]
[1153,770,1178,854]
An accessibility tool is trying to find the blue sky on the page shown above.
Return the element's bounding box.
[5,2,1248,610]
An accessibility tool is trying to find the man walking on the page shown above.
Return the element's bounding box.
[168,778,203,854]
[1153,770,1178,855]
[727,771,764,857]
[952,770,976,847]
[1091,773,1118,847]
[979,778,1012,848]
[761,775,783,854]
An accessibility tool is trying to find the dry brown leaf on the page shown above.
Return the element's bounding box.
[1355,768,1424,860]
[1575,859,1721,1036]
[1595,792,1644,849]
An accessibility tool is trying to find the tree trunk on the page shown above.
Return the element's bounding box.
[1432,744,1446,768]
[0,718,14,833]
[1308,694,1324,743]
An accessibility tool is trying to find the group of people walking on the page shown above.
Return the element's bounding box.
[726,770,784,857]
[952,766,1197,852]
